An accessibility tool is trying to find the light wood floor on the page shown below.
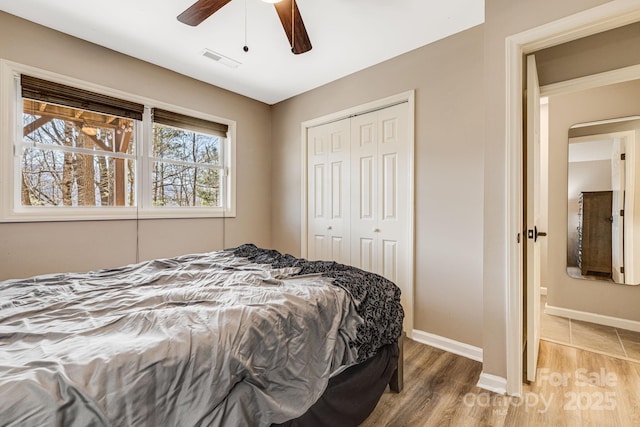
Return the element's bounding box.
[361,338,640,426]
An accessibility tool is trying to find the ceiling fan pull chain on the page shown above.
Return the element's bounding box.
[243,0,249,52]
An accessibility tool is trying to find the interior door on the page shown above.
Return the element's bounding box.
[525,54,542,383]
[307,118,350,263]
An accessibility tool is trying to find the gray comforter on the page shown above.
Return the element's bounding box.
[0,246,402,426]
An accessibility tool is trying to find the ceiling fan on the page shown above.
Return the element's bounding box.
[177,0,312,54]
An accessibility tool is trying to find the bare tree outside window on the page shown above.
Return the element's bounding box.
[21,100,135,207]
[16,93,227,217]
[152,124,222,207]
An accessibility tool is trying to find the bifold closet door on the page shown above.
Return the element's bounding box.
[350,103,409,287]
[307,118,351,264]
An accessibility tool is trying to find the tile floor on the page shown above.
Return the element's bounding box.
[540,295,640,363]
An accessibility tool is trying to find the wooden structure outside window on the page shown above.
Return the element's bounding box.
[17,74,231,214]
[20,75,143,208]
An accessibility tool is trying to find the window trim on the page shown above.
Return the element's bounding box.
[0,60,236,222]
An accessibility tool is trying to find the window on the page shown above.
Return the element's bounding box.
[151,109,226,208]
[0,62,235,221]
[21,76,141,208]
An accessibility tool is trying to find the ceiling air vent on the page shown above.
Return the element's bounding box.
[202,49,241,69]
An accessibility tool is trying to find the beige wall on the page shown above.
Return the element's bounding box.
[271,26,485,347]
[482,0,611,378]
[547,80,640,320]
[0,11,272,279]
[535,21,640,86]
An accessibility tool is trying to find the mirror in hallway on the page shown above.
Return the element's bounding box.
[567,116,640,285]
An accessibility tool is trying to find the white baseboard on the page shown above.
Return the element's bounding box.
[476,372,508,395]
[411,330,507,395]
[545,304,640,332]
[411,329,483,362]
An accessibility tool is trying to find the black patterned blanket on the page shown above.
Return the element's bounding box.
[229,244,404,362]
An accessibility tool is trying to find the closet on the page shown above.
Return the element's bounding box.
[307,101,411,296]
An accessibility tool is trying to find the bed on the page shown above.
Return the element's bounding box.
[0,244,403,426]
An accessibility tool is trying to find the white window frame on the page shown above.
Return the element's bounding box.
[0,60,236,222]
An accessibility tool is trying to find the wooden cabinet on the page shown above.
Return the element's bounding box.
[578,191,613,277]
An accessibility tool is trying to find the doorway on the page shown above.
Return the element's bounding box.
[533,80,640,371]
[506,3,640,396]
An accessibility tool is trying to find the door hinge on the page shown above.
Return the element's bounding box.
[621,153,626,160]
[621,209,625,217]
[621,266,625,274]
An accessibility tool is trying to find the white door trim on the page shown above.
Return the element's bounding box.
[505,0,640,396]
[300,90,416,337]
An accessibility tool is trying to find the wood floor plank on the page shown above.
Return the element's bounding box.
[601,353,640,426]
[360,339,640,427]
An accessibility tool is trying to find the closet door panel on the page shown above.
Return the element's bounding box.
[359,156,375,220]
[377,103,410,309]
[382,239,398,283]
[382,153,398,220]
[313,235,326,259]
[307,126,327,261]
[331,236,345,262]
[359,237,376,273]
[357,121,376,148]
[351,112,380,273]
[330,161,343,219]
[327,120,351,264]
[313,164,325,217]
[307,118,350,263]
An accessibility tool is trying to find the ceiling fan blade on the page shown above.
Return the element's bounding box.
[274,0,312,54]
[177,0,232,26]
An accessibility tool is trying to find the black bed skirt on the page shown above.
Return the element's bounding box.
[273,342,399,427]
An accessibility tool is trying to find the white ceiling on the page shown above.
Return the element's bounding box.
[0,0,484,105]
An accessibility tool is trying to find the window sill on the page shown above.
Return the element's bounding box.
[1,207,236,223]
